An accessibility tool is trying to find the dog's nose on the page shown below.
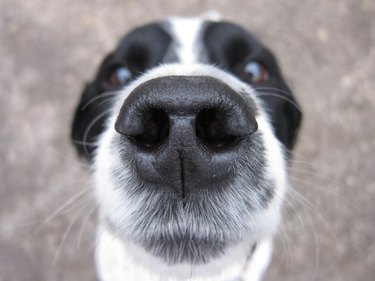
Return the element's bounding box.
[115,76,258,193]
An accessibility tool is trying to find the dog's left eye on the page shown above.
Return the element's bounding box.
[108,65,132,87]
[243,61,269,83]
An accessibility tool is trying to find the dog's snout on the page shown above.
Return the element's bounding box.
[115,76,258,192]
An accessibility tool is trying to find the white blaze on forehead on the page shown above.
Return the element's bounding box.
[168,17,205,64]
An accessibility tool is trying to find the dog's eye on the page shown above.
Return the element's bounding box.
[108,65,132,87]
[243,61,269,83]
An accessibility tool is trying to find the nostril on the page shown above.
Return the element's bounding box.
[129,108,169,150]
[196,109,239,151]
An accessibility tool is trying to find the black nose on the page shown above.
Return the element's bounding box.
[115,76,258,194]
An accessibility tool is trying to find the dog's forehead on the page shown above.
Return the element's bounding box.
[165,18,266,64]
[164,17,207,64]
[113,18,266,65]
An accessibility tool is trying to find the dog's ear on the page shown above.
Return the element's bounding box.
[252,51,302,150]
[71,48,119,161]
[246,51,302,151]
[71,81,112,161]
[281,97,302,151]
[254,49,302,151]
[259,85,302,151]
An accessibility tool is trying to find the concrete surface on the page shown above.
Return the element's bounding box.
[0,0,374,280]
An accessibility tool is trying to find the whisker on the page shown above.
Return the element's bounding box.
[287,186,323,221]
[283,193,306,230]
[81,91,118,111]
[272,225,291,276]
[278,188,321,280]
[287,166,330,182]
[305,210,320,281]
[288,186,338,245]
[33,187,91,235]
[0,219,46,235]
[76,204,97,250]
[86,229,101,256]
[255,85,297,93]
[254,90,302,113]
[82,109,113,156]
[289,175,360,213]
[71,139,99,147]
[254,86,291,95]
[53,198,92,265]
[279,222,293,263]
[45,146,92,170]
[286,153,318,169]
[98,97,117,108]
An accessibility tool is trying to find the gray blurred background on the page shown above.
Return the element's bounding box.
[0,0,374,280]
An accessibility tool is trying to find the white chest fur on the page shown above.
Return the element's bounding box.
[95,224,272,281]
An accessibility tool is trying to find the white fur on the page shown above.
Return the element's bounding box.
[97,224,255,281]
[168,17,205,64]
[96,224,273,281]
[242,240,273,281]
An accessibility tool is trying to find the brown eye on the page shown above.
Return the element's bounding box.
[243,61,269,83]
[108,65,132,87]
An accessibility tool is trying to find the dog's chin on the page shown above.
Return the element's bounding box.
[105,207,239,265]
[102,188,239,264]
[100,167,279,265]
[131,225,230,265]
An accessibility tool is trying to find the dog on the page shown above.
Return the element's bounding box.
[71,16,301,281]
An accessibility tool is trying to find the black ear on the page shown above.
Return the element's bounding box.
[71,82,114,161]
[282,99,302,151]
[253,49,302,151]
[258,86,302,151]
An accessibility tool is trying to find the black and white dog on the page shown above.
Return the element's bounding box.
[72,17,301,281]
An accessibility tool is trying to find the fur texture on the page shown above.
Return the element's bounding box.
[71,17,302,281]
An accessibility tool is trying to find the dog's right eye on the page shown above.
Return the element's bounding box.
[107,65,132,87]
[243,61,269,83]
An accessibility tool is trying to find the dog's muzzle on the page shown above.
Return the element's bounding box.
[114,75,258,195]
[71,19,302,279]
